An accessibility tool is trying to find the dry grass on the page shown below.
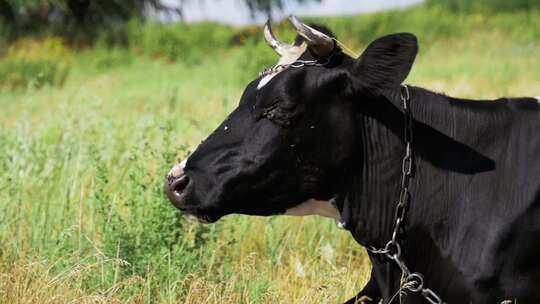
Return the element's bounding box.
[0,218,369,304]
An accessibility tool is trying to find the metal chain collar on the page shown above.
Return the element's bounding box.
[259,60,329,76]
[259,48,340,78]
[368,85,444,304]
[259,59,326,77]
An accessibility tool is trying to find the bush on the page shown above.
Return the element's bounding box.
[5,37,72,62]
[127,20,235,65]
[83,47,134,70]
[0,37,71,91]
[89,122,221,284]
[0,59,69,90]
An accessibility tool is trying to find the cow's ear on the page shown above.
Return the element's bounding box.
[352,33,418,91]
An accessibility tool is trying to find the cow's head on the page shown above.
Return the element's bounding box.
[164,17,418,223]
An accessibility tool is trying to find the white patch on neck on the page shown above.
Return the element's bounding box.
[284,198,340,220]
[535,96,540,103]
[257,43,307,90]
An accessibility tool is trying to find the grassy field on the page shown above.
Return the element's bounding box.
[0,5,539,304]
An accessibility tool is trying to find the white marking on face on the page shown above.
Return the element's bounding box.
[180,158,187,169]
[284,199,340,220]
[169,164,183,178]
[257,43,307,90]
[257,73,277,89]
[169,158,188,178]
[535,96,540,103]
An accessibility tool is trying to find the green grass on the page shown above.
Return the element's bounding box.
[0,6,539,304]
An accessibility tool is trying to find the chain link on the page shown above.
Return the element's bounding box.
[368,85,444,304]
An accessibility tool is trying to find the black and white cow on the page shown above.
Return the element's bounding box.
[164,16,540,303]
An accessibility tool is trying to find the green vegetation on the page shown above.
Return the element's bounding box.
[426,0,540,13]
[0,5,539,303]
[0,37,71,90]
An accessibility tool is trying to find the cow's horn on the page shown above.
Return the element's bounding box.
[264,20,290,56]
[289,15,334,57]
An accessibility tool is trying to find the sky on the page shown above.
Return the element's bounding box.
[159,0,424,25]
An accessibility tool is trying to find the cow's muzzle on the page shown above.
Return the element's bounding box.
[164,162,191,209]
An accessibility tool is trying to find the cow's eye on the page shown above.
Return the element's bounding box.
[256,103,277,120]
[256,99,302,127]
[261,104,279,119]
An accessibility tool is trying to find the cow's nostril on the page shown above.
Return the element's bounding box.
[171,175,190,194]
[165,174,191,208]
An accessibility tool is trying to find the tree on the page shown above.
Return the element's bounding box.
[0,0,321,38]
[0,0,15,22]
[0,0,180,31]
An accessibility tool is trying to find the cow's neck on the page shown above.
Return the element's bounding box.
[338,86,458,299]
[342,86,458,248]
[340,88,407,247]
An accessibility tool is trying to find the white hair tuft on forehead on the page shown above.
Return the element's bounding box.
[257,43,307,90]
